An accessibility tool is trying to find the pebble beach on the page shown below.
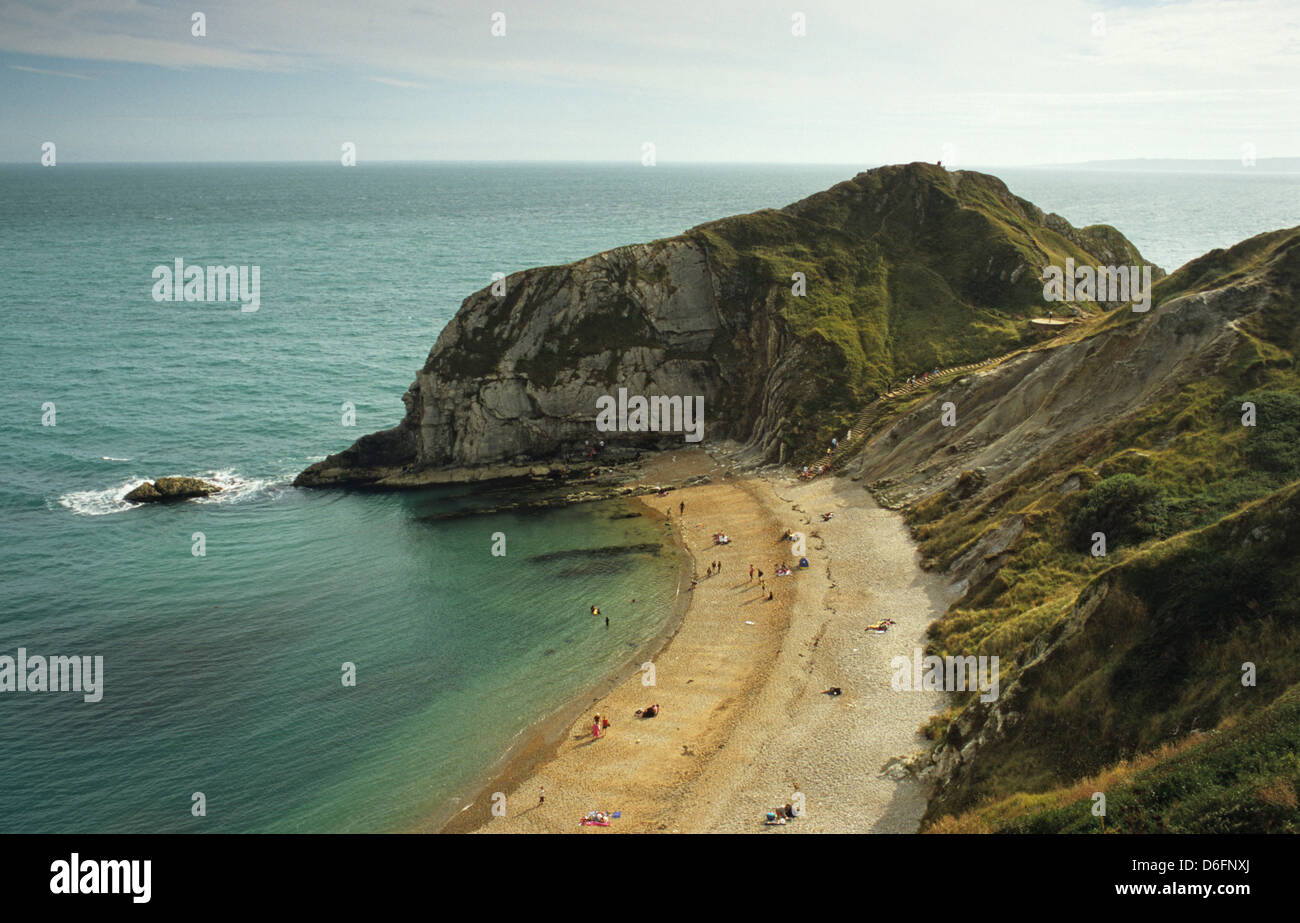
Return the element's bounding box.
[447,450,956,834]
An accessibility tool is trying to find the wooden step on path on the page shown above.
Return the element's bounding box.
[804,349,1022,478]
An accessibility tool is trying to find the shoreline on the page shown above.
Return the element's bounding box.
[433,494,697,834]
[442,449,956,834]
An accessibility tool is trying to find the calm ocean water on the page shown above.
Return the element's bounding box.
[0,162,1295,832]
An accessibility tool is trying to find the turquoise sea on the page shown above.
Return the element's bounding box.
[1,162,1295,832]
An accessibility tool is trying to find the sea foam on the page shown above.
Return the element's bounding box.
[57,470,286,516]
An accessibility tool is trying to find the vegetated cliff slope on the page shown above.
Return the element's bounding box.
[931,483,1300,834]
[840,226,1300,828]
[296,162,1153,486]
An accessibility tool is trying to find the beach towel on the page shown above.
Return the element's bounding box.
[580,810,620,826]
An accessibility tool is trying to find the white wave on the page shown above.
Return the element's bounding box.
[193,469,288,506]
[57,470,291,516]
[57,478,143,516]
[100,456,131,462]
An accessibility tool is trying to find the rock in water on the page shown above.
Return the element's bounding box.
[123,482,161,502]
[125,477,221,503]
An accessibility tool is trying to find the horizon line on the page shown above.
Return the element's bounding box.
[4,156,1300,170]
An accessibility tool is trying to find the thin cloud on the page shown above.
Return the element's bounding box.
[9,63,91,79]
[367,76,427,89]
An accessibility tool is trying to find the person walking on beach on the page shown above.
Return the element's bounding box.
[592,715,603,739]
[539,786,546,805]
[679,500,684,516]
[749,564,754,582]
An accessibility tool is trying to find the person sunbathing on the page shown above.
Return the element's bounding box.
[634,704,660,718]
[865,618,896,632]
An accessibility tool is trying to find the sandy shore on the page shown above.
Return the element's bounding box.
[452,451,955,833]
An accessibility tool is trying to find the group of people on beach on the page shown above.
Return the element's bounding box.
[764,803,801,826]
[747,564,777,601]
[593,701,663,739]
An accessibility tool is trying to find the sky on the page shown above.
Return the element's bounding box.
[1,0,1297,164]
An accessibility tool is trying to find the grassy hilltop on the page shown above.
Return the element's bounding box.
[683,162,1153,457]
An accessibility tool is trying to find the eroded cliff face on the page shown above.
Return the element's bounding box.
[296,163,1154,487]
[849,278,1258,513]
[398,238,800,466]
[297,236,814,485]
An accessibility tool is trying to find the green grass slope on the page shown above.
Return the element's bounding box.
[906,226,1300,827]
[684,163,1155,457]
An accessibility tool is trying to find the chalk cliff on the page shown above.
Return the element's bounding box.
[296,163,1155,487]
